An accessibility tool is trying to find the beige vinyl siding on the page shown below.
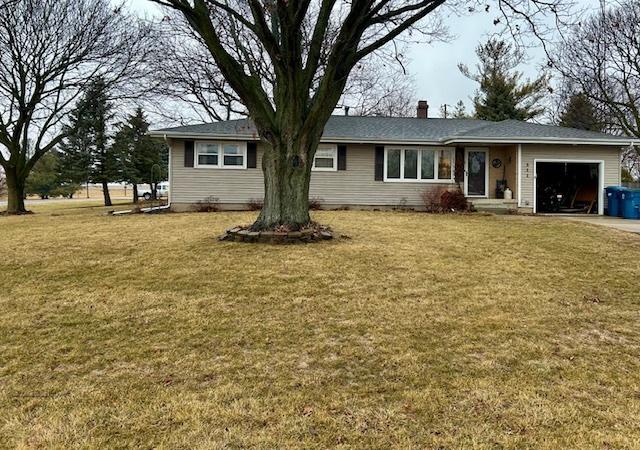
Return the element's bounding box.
[170,139,264,205]
[169,140,458,208]
[519,144,622,209]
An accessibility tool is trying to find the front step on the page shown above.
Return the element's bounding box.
[469,199,518,214]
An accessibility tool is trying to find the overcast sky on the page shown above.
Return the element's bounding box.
[127,0,602,120]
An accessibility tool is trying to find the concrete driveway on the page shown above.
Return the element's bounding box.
[559,215,640,234]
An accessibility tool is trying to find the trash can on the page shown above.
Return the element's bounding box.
[621,189,640,220]
[605,186,627,216]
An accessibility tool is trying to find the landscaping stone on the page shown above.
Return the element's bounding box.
[320,231,333,240]
[218,224,334,244]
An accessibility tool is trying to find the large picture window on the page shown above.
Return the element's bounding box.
[384,147,454,182]
[312,146,337,171]
[195,142,246,169]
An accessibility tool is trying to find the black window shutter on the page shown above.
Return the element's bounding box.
[247,142,257,168]
[454,146,465,182]
[184,140,194,168]
[337,145,347,170]
[374,146,385,181]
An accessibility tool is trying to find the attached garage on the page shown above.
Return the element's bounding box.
[534,160,603,214]
[518,144,623,216]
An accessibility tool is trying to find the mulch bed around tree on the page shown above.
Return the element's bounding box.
[218,222,334,244]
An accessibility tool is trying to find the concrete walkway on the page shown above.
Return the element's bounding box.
[559,215,640,234]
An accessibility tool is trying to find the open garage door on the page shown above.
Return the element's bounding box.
[535,160,603,215]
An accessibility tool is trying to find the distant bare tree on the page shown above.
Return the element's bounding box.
[341,59,416,117]
[552,1,640,176]
[0,0,152,214]
[149,14,247,124]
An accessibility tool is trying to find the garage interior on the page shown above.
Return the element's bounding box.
[536,162,600,214]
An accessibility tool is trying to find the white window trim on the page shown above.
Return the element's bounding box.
[383,146,455,183]
[194,141,247,169]
[312,144,338,172]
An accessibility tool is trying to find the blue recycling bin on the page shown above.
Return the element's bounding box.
[605,186,627,216]
[621,189,640,220]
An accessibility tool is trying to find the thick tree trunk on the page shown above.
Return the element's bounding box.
[251,140,313,231]
[4,166,26,214]
[101,181,112,206]
[132,183,139,203]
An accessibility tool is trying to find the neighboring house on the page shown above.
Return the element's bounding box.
[150,102,638,215]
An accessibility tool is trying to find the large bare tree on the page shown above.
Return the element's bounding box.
[150,0,573,230]
[0,0,151,214]
[552,1,640,176]
[149,13,417,124]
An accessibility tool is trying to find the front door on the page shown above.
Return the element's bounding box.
[465,149,488,197]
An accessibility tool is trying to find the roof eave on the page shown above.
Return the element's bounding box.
[149,130,640,147]
[148,131,260,140]
[445,136,640,146]
[148,131,443,145]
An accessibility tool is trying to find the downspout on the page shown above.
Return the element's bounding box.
[164,134,171,209]
[517,144,522,208]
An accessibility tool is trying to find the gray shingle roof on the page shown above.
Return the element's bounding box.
[151,116,635,145]
[454,119,629,141]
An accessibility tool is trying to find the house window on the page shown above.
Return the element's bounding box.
[195,142,246,169]
[196,143,219,167]
[312,146,337,171]
[384,147,454,182]
[438,149,453,179]
[223,144,243,166]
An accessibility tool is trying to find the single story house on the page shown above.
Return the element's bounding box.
[150,103,637,215]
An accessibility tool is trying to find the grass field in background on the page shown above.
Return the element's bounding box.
[0,185,133,202]
[1,205,640,448]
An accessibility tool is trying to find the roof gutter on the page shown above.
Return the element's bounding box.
[149,131,259,140]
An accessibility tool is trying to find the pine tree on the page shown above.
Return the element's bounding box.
[25,152,61,199]
[558,93,602,131]
[112,108,168,202]
[459,39,548,122]
[451,100,469,119]
[59,77,119,206]
[58,105,93,195]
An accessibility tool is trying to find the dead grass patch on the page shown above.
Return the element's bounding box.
[1,206,640,448]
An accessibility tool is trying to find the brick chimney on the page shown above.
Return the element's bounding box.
[417,100,429,119]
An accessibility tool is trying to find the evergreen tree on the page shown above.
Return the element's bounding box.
[440,101,469,118]
[25,151,82,199]
[451,100,470,119]
[25,152,61,199]
[112,108,168,202]
[558,93,602,131]
[459,39,548,122]
[59,77,119,206]
[58,106,93,195]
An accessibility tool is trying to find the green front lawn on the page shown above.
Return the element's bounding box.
[1,205,639,448]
